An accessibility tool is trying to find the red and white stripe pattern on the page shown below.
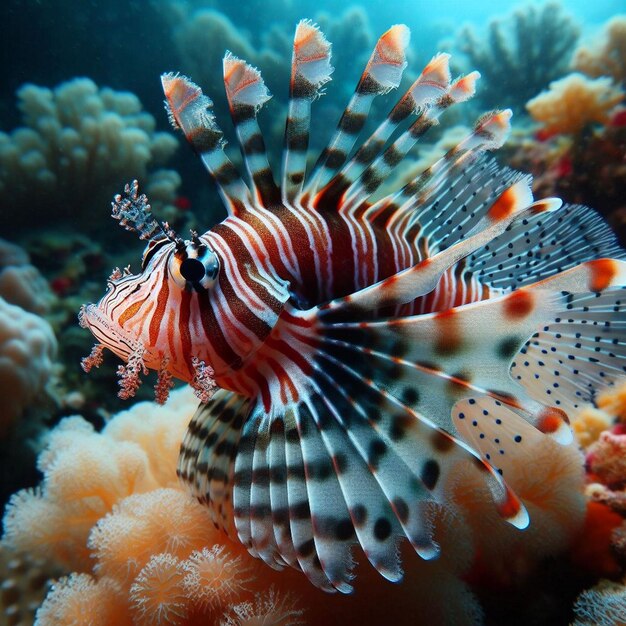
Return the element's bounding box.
[80,18,626,593]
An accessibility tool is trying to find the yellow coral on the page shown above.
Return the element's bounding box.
[526,72,623,135]
[572,406,614,448]
[574,16,626,86]
[597,380,626,422]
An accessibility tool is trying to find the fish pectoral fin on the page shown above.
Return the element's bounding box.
[178,389,252,541]
[189,303,531,592]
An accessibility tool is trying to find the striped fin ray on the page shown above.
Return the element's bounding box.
[303,389,408,580]
[304,24,411,199]
[466,203,626,290]
[223,53,281,208]
[266,413,299,569]
[366,108,511,236]
[177,389,251,537]
[313,53,452,209]
[335,71,480,213]
[175,257,626,590]
[161,73,252,217]
[282,20,333,204]
[292,400,357,592]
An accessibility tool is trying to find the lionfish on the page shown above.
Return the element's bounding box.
[80,21,626,592]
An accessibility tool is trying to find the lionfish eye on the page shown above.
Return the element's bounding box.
[168,239,219,290]
[180,258,206,282]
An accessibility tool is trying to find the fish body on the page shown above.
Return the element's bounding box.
[80,21,626,592]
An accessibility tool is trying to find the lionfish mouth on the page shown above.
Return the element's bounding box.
[78,303,138,361]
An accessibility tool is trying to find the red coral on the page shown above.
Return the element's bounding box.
[570,501,623,578]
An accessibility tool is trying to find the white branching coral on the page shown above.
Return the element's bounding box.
[0,296,57,436]
[572,578,626,626]
[0,78,180,234]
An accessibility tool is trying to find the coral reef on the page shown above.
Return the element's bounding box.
[545,122,625,245]
[0,384,590,625]
[0,297,57,438]
[526,73,623,136]
[574,15,626,87]
[0,238,53,315]
[507,24,626,246]
[573,578,626,625]
[457,2,579,113]
[0,78,180,236]
[0,543,62,626]
[568,382,626,624]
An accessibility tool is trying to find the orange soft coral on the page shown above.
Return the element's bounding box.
[37,573,131,626]
[570,501,623,579]
[1,386,592,625]
[526,72,623,136]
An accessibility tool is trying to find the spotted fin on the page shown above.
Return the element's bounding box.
[452,396,556,477]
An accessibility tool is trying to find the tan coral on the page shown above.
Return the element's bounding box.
[0,543,62,626]
[129,553,190,626]
[526,72,623,136]
[0,78,180,235]
[574,16,626,86]
[88,489,216,585]
[220,587,305,626]
[36,573,132,626]
[0,296,57,437]
[587,431,626,486]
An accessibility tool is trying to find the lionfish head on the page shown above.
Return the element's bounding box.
[79,181,227,404]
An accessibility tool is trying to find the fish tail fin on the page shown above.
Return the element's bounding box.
[303,24,411,199]
[281,20,333,205]
[223,52,281,208]
[161,72,251,216]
